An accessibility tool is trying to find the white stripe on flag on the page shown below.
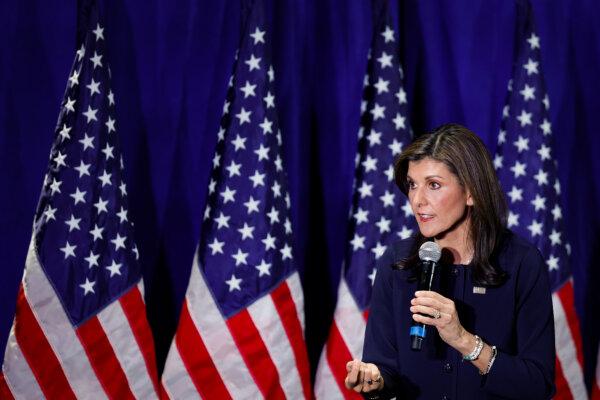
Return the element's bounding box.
[314,348,344,400]
[161,343,202,400]
[187,253,261,399]
[287,272,305,332]
[138,281,145,301]
[24,238,107,399]
[248,293,304,399]
[97,300,158,399]
[334,279,366,358]
[552,293,588,400]
[2,328,44,399]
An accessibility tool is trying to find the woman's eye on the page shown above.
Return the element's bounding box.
[429,181,441,189]
[407,181,416,190]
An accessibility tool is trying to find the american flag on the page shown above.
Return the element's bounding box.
[314,1,415,398]
[493,3,588,399]
[160,0,311,398]
[0,1,160,399]
[594,351,600,399]
[595,356,600,399]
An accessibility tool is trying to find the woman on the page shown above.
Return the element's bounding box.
[345,124,555,399]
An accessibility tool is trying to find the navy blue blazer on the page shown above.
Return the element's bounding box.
[362,231,555,399]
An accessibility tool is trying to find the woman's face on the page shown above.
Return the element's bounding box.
[406,158,473,241]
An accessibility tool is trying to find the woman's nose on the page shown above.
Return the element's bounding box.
[411,186,426,208]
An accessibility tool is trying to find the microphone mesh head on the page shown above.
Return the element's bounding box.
[419,241,441,262]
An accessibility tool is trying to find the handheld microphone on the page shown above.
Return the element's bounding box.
[410,241,442,351]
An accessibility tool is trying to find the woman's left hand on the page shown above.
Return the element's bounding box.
[410,290,467,349]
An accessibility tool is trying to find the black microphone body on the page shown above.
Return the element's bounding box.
[410,242,442,351]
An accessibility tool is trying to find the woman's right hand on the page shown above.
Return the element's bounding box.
[344,359,383,393]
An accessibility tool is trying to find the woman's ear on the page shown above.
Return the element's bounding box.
[466,191,474,206]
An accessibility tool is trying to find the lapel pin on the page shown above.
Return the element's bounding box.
[473,286,486,295]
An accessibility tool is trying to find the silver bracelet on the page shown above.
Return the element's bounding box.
[462,335,484,361]
[480,345,498,375]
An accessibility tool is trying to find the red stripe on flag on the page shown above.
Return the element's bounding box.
[326,322,363,400]
[159,383,170,400]
[175,302,232,399]
[556,281,585,367]
[271,282,313,399]
[77,316,136,399]
[14,287,77,399]
[593,383,600,400]
[554,357,574,400]
[227,309,287,400]
[119,286,160,394]
[592,382,600,400]
[0,373,15,400]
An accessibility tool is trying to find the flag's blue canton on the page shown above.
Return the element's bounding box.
[344,6,416,310]
[494,14,571,290]
[198,4,295,318]
[33,7,141,326]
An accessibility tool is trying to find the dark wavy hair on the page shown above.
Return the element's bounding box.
[394,123,508,286]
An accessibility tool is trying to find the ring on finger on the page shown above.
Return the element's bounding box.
[433,309,441,319]
[367,377,381,385]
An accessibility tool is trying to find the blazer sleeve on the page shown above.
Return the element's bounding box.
[361,247,401,398]
[481,245,556,399]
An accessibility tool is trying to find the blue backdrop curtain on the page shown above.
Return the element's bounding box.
[1,0,599,388]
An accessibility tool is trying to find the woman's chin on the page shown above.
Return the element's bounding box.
[418,227,438,239]
[416,218,442,238]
